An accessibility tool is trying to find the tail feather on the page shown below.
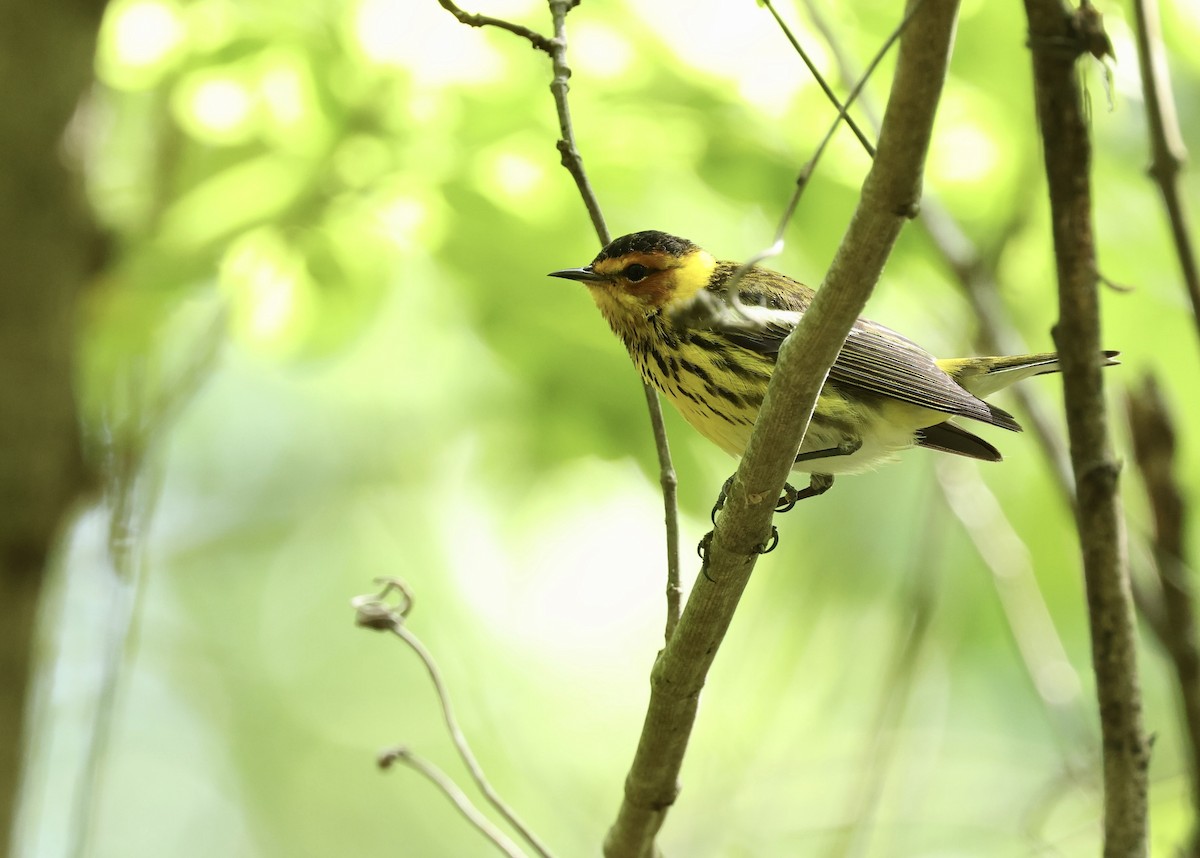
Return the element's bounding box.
[916,422,1003,462]
[939,350,1119,400]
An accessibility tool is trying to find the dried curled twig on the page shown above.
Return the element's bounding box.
[354,578,555,858]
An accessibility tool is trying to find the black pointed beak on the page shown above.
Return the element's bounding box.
[548,266,606,283]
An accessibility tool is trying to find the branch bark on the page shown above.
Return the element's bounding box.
[1131,0,1200,356]
[1022,2,1150,855]
[603,1,960,853]
[0,0,107,849]
[1127,378,1200,857]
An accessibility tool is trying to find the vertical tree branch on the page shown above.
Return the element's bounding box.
[1131,0,1200,356]
[603,2,960,854]
[1022,3,1149,855]
[1127,378,1200,857]
[0,0,108,849]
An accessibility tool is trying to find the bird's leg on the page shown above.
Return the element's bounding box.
[792,437,862,465]
[702,437,859,557]
[773,438,860,513]
[775,473,834,512]
[713,436,859,522]
[709,475,735,525]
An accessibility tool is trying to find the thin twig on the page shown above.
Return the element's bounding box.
[720,0,921,304]
[436,0,554,52]
[1126,376,1200,857]
[640,381,682,641]
[672,0,922,338]
[1131,0,1200,356]
[1023,3,1149,854]
[546,0,608,245]
[391,625,555,856]
[435,0,683,644]
[770,0,920,247]
[542,0,681,640]
[354,579,556,858]
[378,747,529,858]
[759,0,876,158]
[603,3,960,854]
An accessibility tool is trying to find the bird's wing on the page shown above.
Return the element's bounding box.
[718,294,1020,431]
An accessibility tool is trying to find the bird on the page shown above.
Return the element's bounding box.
[550,229,1117,502]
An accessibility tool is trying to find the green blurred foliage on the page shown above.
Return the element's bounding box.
[19,0,1200,855]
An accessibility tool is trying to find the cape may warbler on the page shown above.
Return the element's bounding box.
[551,230,1117,499]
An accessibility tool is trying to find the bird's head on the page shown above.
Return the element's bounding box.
[549,231,717,331]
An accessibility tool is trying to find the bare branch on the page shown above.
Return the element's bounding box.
[639,380,682,642]
[546,0,608,245]
[354,580,556,858]
[759,0,876,157]
[767,2,917,251]
[1131,0,1200,356]
[542,0,682,640]
[378,747,529,858]
[603,2,961,854]
[1023,2,1149,853]
[436,0,555,53]
[436,0,683,643]
[1126,377,1200,856]
[731,1,918,297]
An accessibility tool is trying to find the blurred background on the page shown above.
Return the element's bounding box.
[10,0,1200,854]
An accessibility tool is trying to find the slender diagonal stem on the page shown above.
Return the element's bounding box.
[759,1,920,274]
[68,314,225,858]
[937,464,1086,738]
[543,0,681,639]
[390,623,555,858]
[435,0,683,646]
[759,0,875,157]
[708,0,923,319]
[354,579,555,858]
[769,1,916,248]
[379,747,529,858]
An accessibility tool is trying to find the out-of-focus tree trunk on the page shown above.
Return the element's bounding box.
[0,0,108,850]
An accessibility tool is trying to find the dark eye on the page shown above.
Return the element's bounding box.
[623,263,649,282]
